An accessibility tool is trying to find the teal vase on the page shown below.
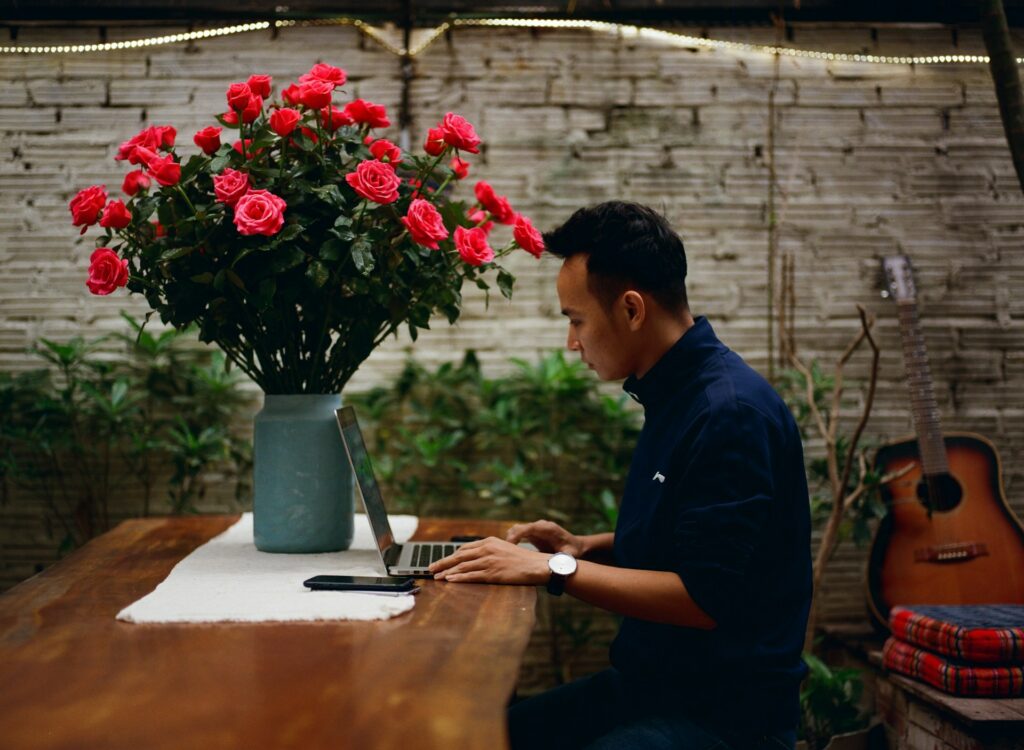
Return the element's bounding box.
[252,393,355,553]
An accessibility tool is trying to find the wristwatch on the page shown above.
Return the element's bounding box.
[546,552,578,596]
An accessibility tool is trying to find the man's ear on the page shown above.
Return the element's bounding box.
[620,290,646,331]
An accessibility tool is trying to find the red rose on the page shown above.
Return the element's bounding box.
[450,156,470,180]
[114,125,175,165]
[99,199,132,230]
[122,170,151,197]
[289,126,319,149]
[233,189,287,236]
[299,63,347,88]
[86,247,129,296]
[343,99,390,129]
[401,198,449,250]
[345,160,401,205]
[232,139,265,160]
[221,110,239,126]
[299,80,334,110]
[440,112,481,154]
[369,138,402,164]
[152,221,167,237]
[69,184,108,235]
[474,180,515,224]
[454,226,494,266]
[270,108,301,137]
[281,83,302,106]
[319,105,352,132]
[467,208,493,234]
[246,74,273,99]
[513,214,545,258]
[240,94,263,124]
[213,168,250,207]
[423,127,447,157]
[145,152,181,187]
[226,82,253,111]
[193,126,222,155]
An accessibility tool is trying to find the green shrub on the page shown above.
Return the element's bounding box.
[0,312,254,555]
[349,349,642,531]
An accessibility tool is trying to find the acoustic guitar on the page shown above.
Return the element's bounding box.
[866,255,1024,630]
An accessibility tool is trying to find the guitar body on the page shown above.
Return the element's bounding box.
[866,431,1024,630]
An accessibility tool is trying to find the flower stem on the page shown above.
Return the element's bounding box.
[175,185,197,217]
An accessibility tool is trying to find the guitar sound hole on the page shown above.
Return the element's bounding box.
[915,473,963,512]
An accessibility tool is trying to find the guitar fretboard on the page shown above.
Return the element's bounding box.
[896,301,949,476]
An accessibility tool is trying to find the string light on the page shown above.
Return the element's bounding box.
[0,16,1018,65]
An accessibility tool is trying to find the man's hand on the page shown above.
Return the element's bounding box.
[504,520,585,557]
[428,537,550,585]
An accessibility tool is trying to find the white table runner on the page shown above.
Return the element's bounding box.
[117,512,419,624]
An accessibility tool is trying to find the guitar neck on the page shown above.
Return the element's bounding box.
[896,300,950,476]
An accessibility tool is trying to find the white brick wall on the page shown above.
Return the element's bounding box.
[1,21,1023,630]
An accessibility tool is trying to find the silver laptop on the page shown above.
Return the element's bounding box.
[336,405,530,577]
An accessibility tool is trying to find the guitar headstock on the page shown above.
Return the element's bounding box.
[881,255,917,304]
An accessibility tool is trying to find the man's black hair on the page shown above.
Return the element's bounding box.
[542,201,688,314]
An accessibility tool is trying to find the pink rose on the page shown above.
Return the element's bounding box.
[193,126,222,155]
[299,80,334,110]
[450,156,470,180]
[319,105,352,131]
[440,112,480,154]
[246,74,273,99]
[213,168,250,206]
[69,184,108,235]
[281,83,302,106]
[474,180,515,224]
[233,189,287,236]
[369,138,402,164]
[343,99,390,129]
[226,82,253,111]
[513,214,545,258]
[300,63,347,88]
[270,108,301,137]
[454,226,494,266]
[401,199,449,250]
[122,170,151,197]
[99,199,132,230]
[86,247,129,296]
[345,160,401,205]
[467,208,493,234]
[146,152,181,187]
[424,127,446,156]
[240,94,263,124]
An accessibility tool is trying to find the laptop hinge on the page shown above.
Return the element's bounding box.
[384,544,402,567]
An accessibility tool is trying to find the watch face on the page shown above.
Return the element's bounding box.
[549,553,577,576]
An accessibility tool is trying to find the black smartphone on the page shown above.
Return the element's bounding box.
[303,575,417,593]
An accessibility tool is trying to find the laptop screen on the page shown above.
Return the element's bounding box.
[335,406,395,559]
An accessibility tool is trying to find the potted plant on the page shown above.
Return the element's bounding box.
[68,62,547,553]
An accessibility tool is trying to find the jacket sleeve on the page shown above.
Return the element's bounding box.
[667,403,778,628]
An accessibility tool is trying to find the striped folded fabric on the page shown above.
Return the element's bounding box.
[883,637,1024,697]
[889,604,1024,664]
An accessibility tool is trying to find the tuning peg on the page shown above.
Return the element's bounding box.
[880,290,890,299]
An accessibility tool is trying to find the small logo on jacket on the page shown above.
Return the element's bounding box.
[652,472,666,483]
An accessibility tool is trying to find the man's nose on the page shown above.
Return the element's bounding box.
[566,330,580,351]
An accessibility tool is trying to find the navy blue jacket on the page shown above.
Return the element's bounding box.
[609,316,812,734]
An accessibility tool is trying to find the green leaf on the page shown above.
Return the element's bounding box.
[497,269,515,300]
[190,272,215,284]
[208,153,231,174]
[179,154,208,183]
[268,246,306,273]
[319,238,346,261]
[351,238,375,275]
[306,260,330,287]
[160,245,195,262]
[312,184,346,209]
[225,269,247,292]
[257,278,276,310]
[276,223,304,243]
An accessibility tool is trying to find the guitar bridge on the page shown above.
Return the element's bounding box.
[914,542,989,564]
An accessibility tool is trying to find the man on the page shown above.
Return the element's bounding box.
[428,201,812,750]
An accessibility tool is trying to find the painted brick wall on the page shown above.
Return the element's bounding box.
[2,20,1023,642]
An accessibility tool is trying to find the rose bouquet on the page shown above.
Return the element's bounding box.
[70,62,547,395]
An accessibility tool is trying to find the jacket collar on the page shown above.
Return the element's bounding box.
[622,316,722,411]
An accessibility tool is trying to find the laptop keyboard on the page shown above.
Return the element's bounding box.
[412,544,456,569]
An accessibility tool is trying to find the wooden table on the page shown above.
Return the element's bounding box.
[0,515,537,750]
